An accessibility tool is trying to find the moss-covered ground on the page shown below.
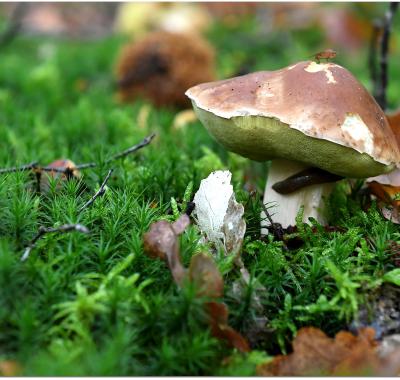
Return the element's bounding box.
[1,4,400,375]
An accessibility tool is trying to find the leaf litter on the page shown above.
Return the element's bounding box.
[143,214,250,352]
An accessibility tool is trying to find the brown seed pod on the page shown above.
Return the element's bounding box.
[115,31,216,108]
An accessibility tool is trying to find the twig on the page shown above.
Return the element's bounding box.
[0,133,156,176]
[21,223,89,261]
[78,169,113,213]
[0,161,38,174]
[74,162,97,170]
[0,3,28,48]
[105,133,156,163]
[375,2,399,110]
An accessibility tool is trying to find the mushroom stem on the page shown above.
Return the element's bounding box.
[261,159,334,234]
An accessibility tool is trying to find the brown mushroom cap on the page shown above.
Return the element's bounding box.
[186,61,400,178]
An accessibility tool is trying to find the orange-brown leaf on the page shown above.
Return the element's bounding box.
[143,216,250,352]
[189,253,224,298]
[257,327,400,376]
[206,301,250,353]
[0,360,21,376]
[367,181,400,223]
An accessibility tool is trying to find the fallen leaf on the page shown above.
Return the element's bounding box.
[189,252,224,298]
[0,360,21,376]
[143,214,189,286]
[207,301,250,353]
[257,327,400,376]
[143,216,250,351]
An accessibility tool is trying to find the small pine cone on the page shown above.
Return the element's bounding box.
[115,31,216,108]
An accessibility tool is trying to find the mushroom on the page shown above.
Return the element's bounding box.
[185,61,400,229]
[116,31,216,108]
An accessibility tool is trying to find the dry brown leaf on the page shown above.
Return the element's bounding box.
[257,327,400,376]
[189,253,224,298]
[368,181,400,205]
[143,216,250,351]
[0,360,21,376]
[143,214,189,286]
[207,301,250,353]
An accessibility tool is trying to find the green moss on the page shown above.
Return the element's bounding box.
[1,5,400,375]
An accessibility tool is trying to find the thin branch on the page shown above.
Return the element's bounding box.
[0,161,38,174]
[1,133,155,176]
[74,162,97,170]
[78,169,113,213]
[105,133,156,163]
[375,2,399,110]
[21,223,89,262]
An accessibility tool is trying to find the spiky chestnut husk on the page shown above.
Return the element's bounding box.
[116,32,216,108]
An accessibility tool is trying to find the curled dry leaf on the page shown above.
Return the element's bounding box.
[143,214,189,286]
[206,301,250,353]
[257,327,400,376]
[189,252,223,298]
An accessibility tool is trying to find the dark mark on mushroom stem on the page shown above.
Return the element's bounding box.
[272,167,344,194]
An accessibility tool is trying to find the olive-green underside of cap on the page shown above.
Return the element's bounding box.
[194,105,394,178]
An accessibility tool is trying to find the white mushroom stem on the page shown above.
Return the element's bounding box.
[261,159,334,234]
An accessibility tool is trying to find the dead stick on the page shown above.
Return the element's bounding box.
[1,133,155,176]
[376,2,399,110]
[72,133,156,170]
[78,169,113,213]
[21,223,89,261]
[0,161,38,174]
[105,133,156,163]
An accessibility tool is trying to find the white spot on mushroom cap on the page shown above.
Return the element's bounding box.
[341,113,374,156]
[304,61,337,84]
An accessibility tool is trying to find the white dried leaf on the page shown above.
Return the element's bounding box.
[193,170,246,255]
